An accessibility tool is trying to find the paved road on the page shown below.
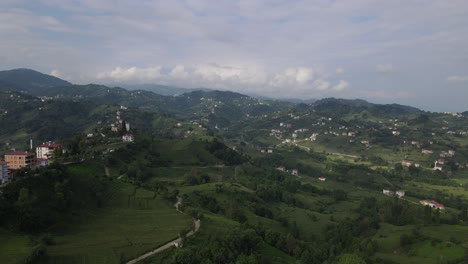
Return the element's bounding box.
[126,198,201,264]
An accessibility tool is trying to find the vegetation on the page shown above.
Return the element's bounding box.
[0,70,467,263]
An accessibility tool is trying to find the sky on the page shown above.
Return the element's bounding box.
[1,0,468,112]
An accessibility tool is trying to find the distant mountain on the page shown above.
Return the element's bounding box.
[114,83,212,96]
[313,98,422,118]
[0,69,71,94]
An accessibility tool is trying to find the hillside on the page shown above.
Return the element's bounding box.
[0,69,71,94]
[117,83,212,96]
[0,69,467,263]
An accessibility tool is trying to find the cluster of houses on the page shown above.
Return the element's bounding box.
[110,108,134,142]
[0,142,62,184]
[276,166,298,176]
[400,149,461,171]
[382,189,445,210]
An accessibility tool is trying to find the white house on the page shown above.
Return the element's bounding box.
[395,190,405,198]
[291,169,298,176]
[36,142,62,159]
[318,177,326,182]
[122,134,134,142]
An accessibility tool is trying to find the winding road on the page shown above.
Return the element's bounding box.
[126,197,201,264]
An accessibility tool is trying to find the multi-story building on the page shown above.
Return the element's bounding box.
[0,161,9,184]
[36,143,62,159]
[4,151,36,170]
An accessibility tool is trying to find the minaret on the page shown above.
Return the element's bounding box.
[30,138,33,150]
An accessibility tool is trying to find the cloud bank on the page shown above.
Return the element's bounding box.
[97,64,348,97]
[1,0,468,110]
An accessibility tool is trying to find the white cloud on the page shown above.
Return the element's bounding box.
[97,66,161,81]
[169,65,188,79]
[336,68,344,74]
[96,64,348,97]
[376,64,394,73]
[447,75,468,82]
[270,67,317,87]
[50,69,62,78]
[332,80,349,91]
[314,80,330,91]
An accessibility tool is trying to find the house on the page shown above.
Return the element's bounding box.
[36,142,62,159]
[267,149,273,154]
[420,200,445,210]
[421,149,433,155]
[433,161,443,171]
[401,160,413,167]
[276,166,285,172]
[361,140,370,146]
[392,131,401,136]
[318,177,326,182]
[122,134,134,142]
[4,151,36,170]
[383,189,405,198]
[291,169,298,176]
[0,161,9,184]
[383,189,394,196]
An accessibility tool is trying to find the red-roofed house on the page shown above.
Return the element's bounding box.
[420,200,445,210]
[4,151,36,170]
[36,142,62,159]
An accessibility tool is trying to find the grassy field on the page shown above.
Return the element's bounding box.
[0,161,192,264]
[372,223,466,264]
[0,229,32,263]
[41,180,191,263]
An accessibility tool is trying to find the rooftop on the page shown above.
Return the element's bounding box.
[37,143,61,148]
[6,151,35,156]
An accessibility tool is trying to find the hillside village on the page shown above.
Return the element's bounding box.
[0,70,468,263]
[0,105,135,185]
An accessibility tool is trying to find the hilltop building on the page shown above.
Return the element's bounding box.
[36,142,62,159]
[5,151,36,170]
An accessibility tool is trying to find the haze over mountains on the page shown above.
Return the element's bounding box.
[1,68,461,114]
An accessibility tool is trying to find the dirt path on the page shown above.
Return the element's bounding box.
[125,197,201,264]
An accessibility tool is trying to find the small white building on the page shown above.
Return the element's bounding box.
[291,169,298,176]
[395,190,405,198]
[122,134,134,142]
[318,177,326,182]
[383,189,394,196]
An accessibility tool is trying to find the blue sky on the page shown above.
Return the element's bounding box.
[1,0,468,111]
